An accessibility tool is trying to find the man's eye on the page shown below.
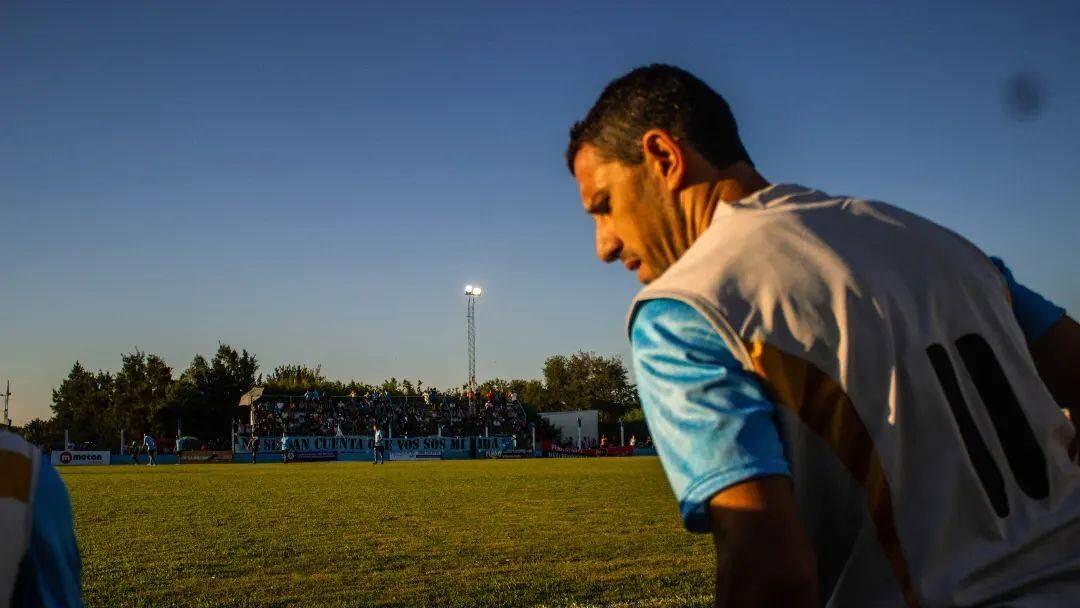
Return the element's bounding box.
[591,197,610,214]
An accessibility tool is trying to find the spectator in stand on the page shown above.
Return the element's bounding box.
[247,391,525,440]
[142,433,156,467]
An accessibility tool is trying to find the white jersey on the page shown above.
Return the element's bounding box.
[632,184,1080,607]
[0,431,40,607]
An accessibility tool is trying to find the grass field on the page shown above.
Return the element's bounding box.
[62,458,713,608]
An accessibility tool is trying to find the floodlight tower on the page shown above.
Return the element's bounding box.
[464,285,483,399]
[2,381,10,428]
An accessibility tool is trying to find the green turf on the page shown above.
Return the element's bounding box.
[62,458,713,608]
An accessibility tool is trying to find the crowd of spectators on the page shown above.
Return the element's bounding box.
[244,388,527,439]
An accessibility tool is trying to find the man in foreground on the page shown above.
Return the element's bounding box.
[567,64,1080,606]
[1,429,82,607]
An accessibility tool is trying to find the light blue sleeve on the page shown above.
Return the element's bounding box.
[990,257,1067,342]
[13,459,83,607]
[630,298,791,533]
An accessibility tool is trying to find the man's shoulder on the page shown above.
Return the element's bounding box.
[0,430,38,509]
[630,298,720,340]
[646,184,984,301]
[638,186,835,293]
[0,429,38,459]
[630,298,737,362]
[15,456,82,608]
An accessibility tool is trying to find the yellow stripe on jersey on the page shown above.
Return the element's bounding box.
[747,340,919,608]
[0,449,33,503]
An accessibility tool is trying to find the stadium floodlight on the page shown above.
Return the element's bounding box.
[465,284,483,401]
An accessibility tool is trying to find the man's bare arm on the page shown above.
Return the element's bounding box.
[709,475,818,607]
[1030,314,1080,421]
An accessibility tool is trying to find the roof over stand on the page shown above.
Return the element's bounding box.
[238,386,265,407]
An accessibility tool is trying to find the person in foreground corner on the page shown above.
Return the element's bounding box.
[566,64,1080,607]
[1,429,83,607]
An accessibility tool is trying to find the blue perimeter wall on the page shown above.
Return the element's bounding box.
[108,447,658,464]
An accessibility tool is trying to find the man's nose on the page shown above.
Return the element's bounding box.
[596,223,622,263]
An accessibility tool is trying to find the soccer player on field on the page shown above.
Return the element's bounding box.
[1,429,82,607]
[142,432,156,467]
[247,435,260,464]
[567,64,1080,606]
[372,424,384,465]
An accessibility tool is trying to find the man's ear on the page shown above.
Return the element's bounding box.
[641,129,685,191]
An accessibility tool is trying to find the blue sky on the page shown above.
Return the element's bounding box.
[2,1,1078,424]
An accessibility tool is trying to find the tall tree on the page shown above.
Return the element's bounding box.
[540,351,639,422]
[21,418,59,447]
[264,363,326,393]
[379,377,401,395]
[50,361,114,448]
[171,344,258,442]
[112,351,174,443]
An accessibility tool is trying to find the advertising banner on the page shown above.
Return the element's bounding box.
[284,450,338,463]
[497,449,536,459]
[541,443,636,458]
[234,435,513,455]
[387,450,443,461]
[51,450,110,466]
[178,450,233,464]
[385,437,470,454]
[598,445,635,457]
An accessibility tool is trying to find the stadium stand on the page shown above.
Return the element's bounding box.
[243,390,527,438]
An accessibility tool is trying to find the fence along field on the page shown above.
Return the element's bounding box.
[63,458,713,608]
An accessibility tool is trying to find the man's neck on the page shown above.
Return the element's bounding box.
[684,164,770,243]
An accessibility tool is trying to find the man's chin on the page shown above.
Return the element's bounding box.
[637,265,654,284]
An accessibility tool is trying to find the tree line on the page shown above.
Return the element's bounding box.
[21,345,640,448]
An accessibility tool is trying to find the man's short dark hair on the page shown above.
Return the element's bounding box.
[566,64,752,174]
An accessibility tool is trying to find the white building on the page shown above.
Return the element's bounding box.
[539,409,599,449]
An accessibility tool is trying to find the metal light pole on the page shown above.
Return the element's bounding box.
[1,381,10,428]
[465,285,483,401]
